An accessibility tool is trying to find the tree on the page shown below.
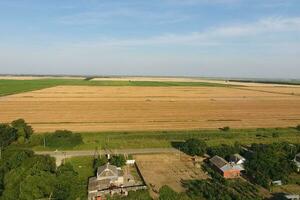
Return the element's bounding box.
[110,155,126,167]
[296,124,300,131]
[182,139,207,156]
[11,119,33,140]
[53,163,85,200]
[0,123,18,148]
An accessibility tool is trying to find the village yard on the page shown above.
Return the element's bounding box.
[134,153,208,198]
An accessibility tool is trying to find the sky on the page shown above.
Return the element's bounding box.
[0,0,300,78]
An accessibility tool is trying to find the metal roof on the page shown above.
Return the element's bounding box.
[210,155,228,169]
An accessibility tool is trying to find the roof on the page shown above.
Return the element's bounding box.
[221,164,244,172]
[233,153,245,160]
[229,154,246,163]
[97,163,119,177]
[210,156,228,169]
[210,155,244,172]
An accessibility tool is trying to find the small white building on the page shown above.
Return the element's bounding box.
[126,160,135,165]
[229,154,246,165]
[294,153,300,172]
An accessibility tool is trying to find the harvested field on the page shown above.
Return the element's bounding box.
[134,153,208,198]
[0,85,300,132]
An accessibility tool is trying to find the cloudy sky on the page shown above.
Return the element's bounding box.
[0,0,300,78]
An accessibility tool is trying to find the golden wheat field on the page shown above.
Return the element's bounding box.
[0,85,300,133]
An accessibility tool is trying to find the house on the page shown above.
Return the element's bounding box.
[88,163,124,199]
[88,162,147,200]
[294,153,300,172]
[209,155,244,178]
[229,154,246,166]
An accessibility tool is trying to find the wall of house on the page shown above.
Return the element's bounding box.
[223,170,240,179]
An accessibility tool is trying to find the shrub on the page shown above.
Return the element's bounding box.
[44,130,83,149]
[110,155,126,167]
[296,124,300,131]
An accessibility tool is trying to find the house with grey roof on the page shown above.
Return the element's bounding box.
[88,162,147,200]
[88,163,124,200]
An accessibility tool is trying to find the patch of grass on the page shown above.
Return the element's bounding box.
[65,156,94,180]
[0,79,231,96]
[31,127,300,150]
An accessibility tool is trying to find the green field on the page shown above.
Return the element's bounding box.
[32,127,300,150]
[0,79,231,96]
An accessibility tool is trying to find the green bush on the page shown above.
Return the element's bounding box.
[44,130,83,149]
[110,155,126,167]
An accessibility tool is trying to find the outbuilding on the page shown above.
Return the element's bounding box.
[209,155,244,178]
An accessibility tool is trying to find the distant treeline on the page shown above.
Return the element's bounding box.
[229,79,300,85]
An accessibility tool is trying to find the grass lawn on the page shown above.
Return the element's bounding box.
[65,156,95,180]
[32,127,300,150]
[0,79,230,96]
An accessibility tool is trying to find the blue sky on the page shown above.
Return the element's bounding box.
[0,0,300,78]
